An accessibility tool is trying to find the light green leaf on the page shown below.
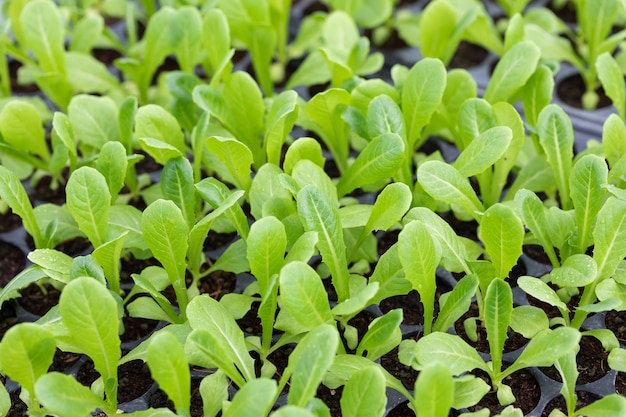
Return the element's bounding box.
[96,141,127,204]
[510,305,549,339]
[206,136,254,191]
[200,370,229,417]
[484,279,513,376]
[60,278,120,394]
[402,58,446,147]
[36,373,108,417]
[365,182,412,233]
[454,126,512,177]
[286,324,339,408]
[418,160,484,219]
[538,104,574,209]
[434,274,479,333]
[593,196,626,281]
[413,362,455,417]
[186,295,256,386]
[457,98,496,150]
[571,154,608,252]
[515,189,559,268]
[279,261,333,329]
[336,132,405,197]
[0,165,42,247]
[147,331,190,416]
[68,95,121,151]
[265,90,299,166]
[484,41,541,104]
[522,65,555,129]
[0,266,47,306]
[161,156,196,229]
[223,378,277,417]
[135,104,185,155]
[0,323,55,396]
[66,166,110,248]
[20,0,66,74]
[414,332,488,375]
[399,220,441,334]
[0,100,48,160]
[366,94,405,139]
[92,232,127,295]
[577,394,626,417]
[247,216,286,295]
[340,366,386,417]
[356,309,403,360]
[550,254,597,287]
[66,52,121,94]
[479,203,524,279]
[518,275,567,310]
[597,52,625,119]
[297,185,350,301]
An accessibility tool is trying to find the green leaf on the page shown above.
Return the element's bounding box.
[36,373,108,417]
[418,160,484,220]
[453,374,491,410]
[503,327,581,377]
[571,154,608,252]
[399,220,441,334]
[186,295,256,385]
[479,203,524,279]
[340,366,386,417]
[522,65,555,129]
[418,0,462,65]
[265,90,299,166]
[92,232,127,294]
[0,323,55,396]
[69,13,103,53]
[161,157,196,229]
[365,182,412,233]
[577,394,626,417]
[356,309,402,360]
[66,166,110,247]
[550,254,597,287]
[199,370,229,417]
[285,324,339,408]
[366,94,405,139]
[247,216,286,295]
[0,266,47,306]
[135,104,185,156]
[60,278,120,399]
[283,137,325,175]
[142,199,189,317]
[0,381,8,417]
[223,378,277,417]
[302,88,351,172]
[510,305,549,339]
[515,189,559,267]
[173,7,202,74]
[434,274,479,333]
[597,52,625,119]
[538,104,574,209]
[593,196,626,281]
[518,275,567,311]
[336,132,405,197]
[484,279,513,377]
[206,136,254,191]
[297,185,350,301]
[484,41,541,104]
[66,52,121,94]
[457,98,496,150]
[0,100,48,160]
[147,331,190,416]
[96,141,127,203]
[196,177,250,240]
[413,332,488,375]
[20,0,66,74]
[454,126,512,177]
[413,362,455,417]
[279,261,333,329]
[68,95,121,152]
[402,58,446,147]
[0,165,42,247]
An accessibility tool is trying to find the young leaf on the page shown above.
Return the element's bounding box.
[522,65,555,130]
[592,196,626,281]
[596,52,625,119]
[297,185,350,301]
[537,104,574,209]
[248,216,287,295]
[399,220,441,334]
[484,41,541,104]
[142,199,189,318]
[550,254,597,288]
[336,132,405,197]
[279,261,333,329]
[161,156,196,229]
[413,362,455,417]
[484,279,513,377]
[92,232,127,295]
[453,126,513,178]
[0,165,43,248]
[69,95,121,152]
[186,295,256,386]
[413,332,489,375]
[196,177,250,241]
[340,366,387,417]
[223,378,277,417]
[35,373,108,417]
[147,331,190,417]
[283,137,325,175]
[0,323,55,398]
[366,94,405,139]
[265,90,299,166]
[577,395,626,417]
[135,104,185,157]
[59,277,120,404]
[515,189,560,267]
[402,58,446,147]
[479,203,524,280]
[518,276,567,311]
[284,324,339,408]
[66,166,110,248]
[570,154,608,253]
[457,98,496,150]
[96,141,128,204]
[356,309,403,360]
[20,0,66,75]
[200,370,229,417]
[0,100,48,161]
[434,274,479,333]
[418,160,484,220]
[206,136,254,191]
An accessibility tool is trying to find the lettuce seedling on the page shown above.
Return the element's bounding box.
[406,283,581,406]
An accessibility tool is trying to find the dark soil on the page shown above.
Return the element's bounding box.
[539,335,610,384]
[0,241,26,285]
[76,358,154,404]
[605,310,626,345]
[381,345,419,390]
[120,316,159,345]
[316,384,343,416]
[18,282,61,317]
[467,368,541,415]
[0,211,22,233]
[148,376,205,416]
[556,73,612,109]
[197,270,237,300]
[449,41,489,69]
